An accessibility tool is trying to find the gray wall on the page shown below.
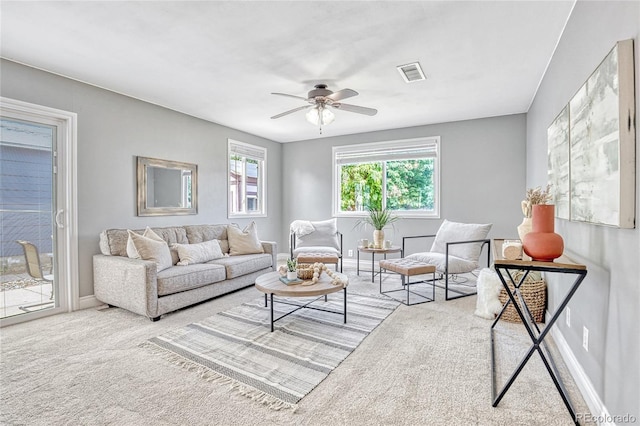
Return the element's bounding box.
[526,1,639,419]
[0,59,283,298]
[282,114,527,260]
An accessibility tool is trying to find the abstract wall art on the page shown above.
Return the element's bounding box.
[548,39,636,228]
[547,105,570,220]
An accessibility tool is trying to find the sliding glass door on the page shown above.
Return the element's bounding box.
[0,117,58,318]
[0,98,77,325]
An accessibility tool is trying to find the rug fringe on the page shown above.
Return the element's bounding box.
[139,341,298,412]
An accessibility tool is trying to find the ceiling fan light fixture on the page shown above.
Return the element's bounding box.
[305,105,335,126]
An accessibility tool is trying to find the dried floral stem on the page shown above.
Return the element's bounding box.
[521,184,552,217]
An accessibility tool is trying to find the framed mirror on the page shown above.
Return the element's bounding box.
[137,156,198,216]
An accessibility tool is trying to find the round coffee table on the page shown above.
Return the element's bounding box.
[255,271,348,332]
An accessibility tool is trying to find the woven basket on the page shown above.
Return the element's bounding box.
[296,265,316,280]
[499,272,547,323]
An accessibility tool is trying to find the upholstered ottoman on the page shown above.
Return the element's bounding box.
[296,252,341,271]
[379,258,436,305]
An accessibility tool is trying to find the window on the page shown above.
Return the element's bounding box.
[228,139,266,217]
[333,137,440,218]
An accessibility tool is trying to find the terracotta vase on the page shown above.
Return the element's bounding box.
[523,205,564,261]
[373,230,385,249]
[517,217,533,242]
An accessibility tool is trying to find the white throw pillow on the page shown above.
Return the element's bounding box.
[294,218,340,250]
[173,240,224,266]
[430,220,492,262]
[127,230,172,272]
[227,222,264,256]
[126,227,164,259]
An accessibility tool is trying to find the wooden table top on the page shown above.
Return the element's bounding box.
[492,239,586,271]
[255,271,348,297]
[357,245,402,254]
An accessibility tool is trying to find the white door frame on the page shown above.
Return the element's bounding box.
[0,97,78,326]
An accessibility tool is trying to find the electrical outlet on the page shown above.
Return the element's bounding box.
[566,307,571,327]
[583,326,589,351]
[348,249,353,257]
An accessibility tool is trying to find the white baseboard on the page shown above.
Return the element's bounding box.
[77,295,102,310]
[549,318,614,425]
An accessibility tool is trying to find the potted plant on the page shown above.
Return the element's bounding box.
[286,258,298,280]
[355,207,399,249]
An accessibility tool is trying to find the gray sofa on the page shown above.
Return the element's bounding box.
[93,224,276,321]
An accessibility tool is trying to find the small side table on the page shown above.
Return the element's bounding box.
[357,246,402,283]
[491,239,587,425]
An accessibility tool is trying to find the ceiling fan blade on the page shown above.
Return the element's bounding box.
[270,104,313,119]
[326,88,358,102]
[271,92,309,101]
[332,103,378,116]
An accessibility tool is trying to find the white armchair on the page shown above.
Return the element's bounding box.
[403,220,492,300]
[290,218,343,271]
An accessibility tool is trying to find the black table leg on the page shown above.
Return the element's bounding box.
[343,287,347,323]
[270,293,274,332]
[371,252,375,282]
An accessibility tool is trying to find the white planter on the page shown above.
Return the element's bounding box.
[287,271,297,280]
[373,230,385,249]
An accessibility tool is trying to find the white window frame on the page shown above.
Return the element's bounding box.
[332,137,440,218]
[228,139,267,218]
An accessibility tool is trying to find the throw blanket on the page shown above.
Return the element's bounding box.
[290,220,315,237]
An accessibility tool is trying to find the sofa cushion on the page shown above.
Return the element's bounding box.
[292,246,341,257]
[156,263,226,296]
[127,230,172,272]
[173,240,224,266]
[227,222,264,255]
[126,227,164,258]
[406,252,479,274]
[208,253,272,279]
[430,220,492,262]
[100,226,188,260]
[184,224,230,254]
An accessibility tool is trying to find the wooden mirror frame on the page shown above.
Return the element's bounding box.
[136,156,198,216]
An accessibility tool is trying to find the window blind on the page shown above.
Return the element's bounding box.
[229,140,266,161]
[334,138,438,165]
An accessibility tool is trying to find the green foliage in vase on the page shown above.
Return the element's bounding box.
[286,258,297,272]
[355,207,399,231]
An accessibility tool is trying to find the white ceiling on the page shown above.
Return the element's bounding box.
[0,1,575,143]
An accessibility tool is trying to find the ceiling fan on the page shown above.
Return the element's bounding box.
[270,84,377,129]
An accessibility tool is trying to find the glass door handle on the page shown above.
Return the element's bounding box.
[55,209,64,229]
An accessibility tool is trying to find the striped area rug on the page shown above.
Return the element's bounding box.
[143,293,399,410]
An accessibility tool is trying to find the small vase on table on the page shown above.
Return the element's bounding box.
[523,204,564,262]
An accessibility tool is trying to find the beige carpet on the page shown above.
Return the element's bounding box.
[0,268,590,425]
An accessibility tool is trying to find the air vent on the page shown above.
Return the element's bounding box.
[397,62,426,83]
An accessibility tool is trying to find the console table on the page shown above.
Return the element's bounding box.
[491,239,587,425]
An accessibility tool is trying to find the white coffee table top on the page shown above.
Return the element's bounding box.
[255,271,348,298]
